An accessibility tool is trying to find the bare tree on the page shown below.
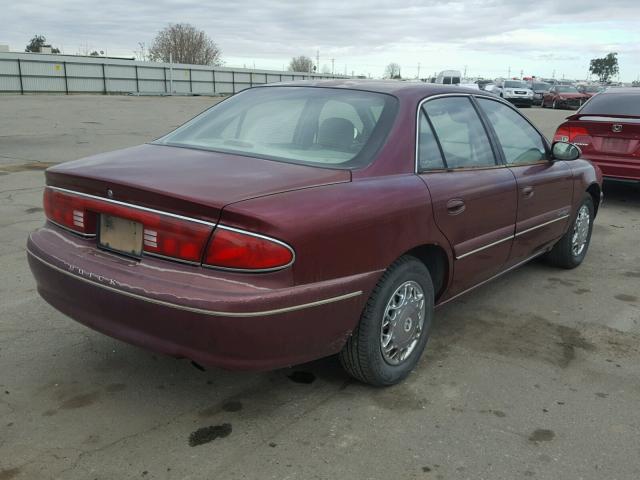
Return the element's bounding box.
[149,23,221,65]
[384,63,401,79]
[289,56,314,73]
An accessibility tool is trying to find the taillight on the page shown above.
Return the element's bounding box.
[553,125,570,143]
[204,227,294,271]
[553,124,590,143]
[43,187,213,263]
[43,188,97,235]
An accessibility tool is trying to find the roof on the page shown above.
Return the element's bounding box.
[603,87,640,94]
[262,79,492,100]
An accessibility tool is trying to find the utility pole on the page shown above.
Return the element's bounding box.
[316,50,320,73]
[520,69,523,79]
[417,62,421,80]
[331,58,335,75]
[344,64,347,76]
[507,66,511,78]
[463,64,467,78]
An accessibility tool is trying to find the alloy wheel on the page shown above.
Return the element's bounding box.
[571,204,591,257]
[380,281,425,365]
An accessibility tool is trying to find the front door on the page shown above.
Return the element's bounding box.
[476,97,573,264]
[417,96,518,298]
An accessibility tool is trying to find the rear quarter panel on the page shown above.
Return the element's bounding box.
[218,174,452,288]
[568,159,602,213]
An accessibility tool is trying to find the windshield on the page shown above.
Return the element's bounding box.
[557,86,578,93]
[156,86,398,169]
[532,83,551,90]
[580,93,640,116]
[504,81,527,88]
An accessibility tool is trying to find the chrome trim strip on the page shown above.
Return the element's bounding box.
[27,248,361,318]
[454,214,570,260]
[515,215,569,237]
[46,186,217,227]
[456,235,513,260]
[47,219,96,238]
[203,224,296,273]
[437,250,547,307]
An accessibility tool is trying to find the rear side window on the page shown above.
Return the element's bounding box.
[418,111,446,171]
[423,97,496,169]
[477,98,546,165]
[580,93,640,116]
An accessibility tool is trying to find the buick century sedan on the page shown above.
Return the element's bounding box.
[28,81,602,386]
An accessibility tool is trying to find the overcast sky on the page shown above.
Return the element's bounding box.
[3,0,640,81]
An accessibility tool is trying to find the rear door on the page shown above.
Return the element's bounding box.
[476,97,573,264]
[417,96,517,298]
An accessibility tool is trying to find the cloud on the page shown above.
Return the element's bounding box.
[3,0,639,79]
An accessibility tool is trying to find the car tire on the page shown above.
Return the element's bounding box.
[552,100,557,109]
[545,195,594,269]
[339,256,434,386]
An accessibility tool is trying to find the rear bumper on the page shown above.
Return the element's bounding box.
[585,156,640,182]
[27,226,378,370]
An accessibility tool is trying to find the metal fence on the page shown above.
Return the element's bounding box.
[0,52,347,95]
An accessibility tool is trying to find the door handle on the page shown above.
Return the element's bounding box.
[446,198,466,215]
[522,186,534,198]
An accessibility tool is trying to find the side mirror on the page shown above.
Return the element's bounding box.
[552,141,581,161]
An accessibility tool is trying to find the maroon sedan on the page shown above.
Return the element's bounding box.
[554,88,640,182]
[541,85,589,109]
[28,81,602,386]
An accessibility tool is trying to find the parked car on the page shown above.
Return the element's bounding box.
[541,85,589,109]
[27,81,602,386]
[554,88,640,182]
[491,80,535,107]
[529,81,552,106]
[577,84,605,98]
[434,70,462,85]
[475,79,494,91]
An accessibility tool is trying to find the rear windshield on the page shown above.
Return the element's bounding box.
[156,87,398,169]
[580,93,640,115]
[556,86,578,93]
[532,83,551,90]
[504,81,527,88]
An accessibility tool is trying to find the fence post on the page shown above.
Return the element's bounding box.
[135,64,139,93]
[17,59,24,95]
[189,68,193,93]
[102,63,107,95]
[212,69,216,94]
[231,71,235,94]
[63,61,69,94]
[163,66,167,94]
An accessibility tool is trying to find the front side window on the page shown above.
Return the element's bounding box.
[156,87,398,169]
[477,98,546,165]
[423,97,496,169]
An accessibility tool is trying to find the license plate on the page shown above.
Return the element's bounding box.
[601,137,629,154]
[99,214,143,257]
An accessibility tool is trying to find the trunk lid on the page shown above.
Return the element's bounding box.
[563,114,640,160]
[45,144,351,222]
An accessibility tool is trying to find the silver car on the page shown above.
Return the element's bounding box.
[486,80,534,107]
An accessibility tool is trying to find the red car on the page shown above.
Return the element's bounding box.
[28,81,602,386]
[541,85,589,109]
[577,85,605,98]
[554,88,640,182]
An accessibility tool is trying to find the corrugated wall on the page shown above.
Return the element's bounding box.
[0,52,348,95]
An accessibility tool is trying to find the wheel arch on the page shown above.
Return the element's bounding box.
[586,182,601,216]
[403,243,450,302]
